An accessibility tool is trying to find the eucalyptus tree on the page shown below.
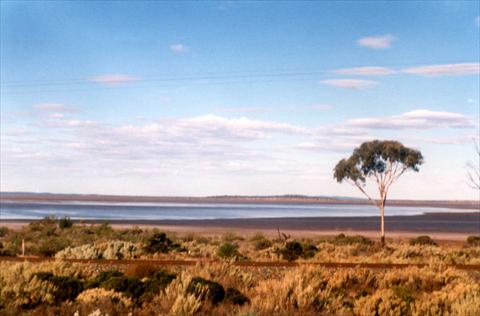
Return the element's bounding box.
[334,140,423,245]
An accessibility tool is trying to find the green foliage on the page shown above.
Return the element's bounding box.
[85,268,176,302]
[466,235,480,247]
[217,242,241,259]
[33,272,83,303]
[58,217,73,229]
[0,226,9,237]
[36,237,70,257]
[145,232,182,254]
[250,233,273,250]
[186,277,225,305]
[332,233,373,246]
[278,241,319,261]
[279,241,304,261]
[0,241,15,256]
[393,285,415,304]
[334,140,423,184]
[302,244,318,259]
[142,270,177,300]
[223,232,244,242]
[409,235,437,246]
[224,287,250,305]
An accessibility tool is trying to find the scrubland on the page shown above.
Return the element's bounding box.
[0,217,479,315]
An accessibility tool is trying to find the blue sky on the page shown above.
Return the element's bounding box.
[1,1,479,199]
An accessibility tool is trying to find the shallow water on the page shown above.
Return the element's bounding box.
[0,201,473,220]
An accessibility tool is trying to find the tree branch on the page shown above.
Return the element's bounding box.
[348,180,380,208]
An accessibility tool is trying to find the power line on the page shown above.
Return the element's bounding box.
[0,60,476,93]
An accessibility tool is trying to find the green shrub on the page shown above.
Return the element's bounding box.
[88,270,145,299]
[217,242,241,259]
[103,240,140,259]
[223,232,244,242]
[466,235,480,247]
[142,270,177,300]
[254,238,273,250]
[58,217,73,229]
[145,232,182,254]
[86,269,176,302]
[37,237,70,257]
[393,285,415,304]
[33,272,83,303]
[0,226,9,237]
[101,275,145,299]
[225,287,250,305]
[332,233,373,246]
[279,241,304,261]
[250,233,273,250]
[409,235,437,246]
[301,244,318,259]
[0,241,15,256]
[186,277,225,305]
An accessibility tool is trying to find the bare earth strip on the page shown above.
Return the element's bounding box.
[1,256,480,271]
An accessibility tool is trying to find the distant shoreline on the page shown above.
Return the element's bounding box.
[1,192,479,210]
[1,213,479,240]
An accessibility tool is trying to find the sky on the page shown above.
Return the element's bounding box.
[1,1,479,200]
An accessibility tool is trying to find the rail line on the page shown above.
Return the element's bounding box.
[1,256,480,270]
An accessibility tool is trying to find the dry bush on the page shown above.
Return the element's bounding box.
[76,288,132,309]
[0,262,91,309]
[354,288,409,316]
[55,240,143,259]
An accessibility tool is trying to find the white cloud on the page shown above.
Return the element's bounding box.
[476,16,480,26]
[321,79,378,89]
[403,134,479,145]
[179,115,308,138]
[33,103,76,112]
[48,113,64,119]
[402,63,480,76]
[334,66,396,76]
[169,44,188,53]
[215,106,273,113]
[345,109,474,130]
[357,34,396,49]
[89,74,139,85]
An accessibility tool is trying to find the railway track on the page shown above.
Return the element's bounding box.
[1,256,480,270]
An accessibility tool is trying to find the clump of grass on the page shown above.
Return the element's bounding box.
[466,235,480,247]
[186,277,225,305]
[37,237,71,257]
[144,232,183,254]
[250,233,273,250]
[0,226,9,237]
[0,242,15,256]
[332,233,373,246]
[33,272,84,303]
[278,241,318,261]
[279,241,303,261]
[409,235,437,246]
[58,217,73,229]
[217,242,242,259]
[223,232,244,242]
[85,268,176,302]
[224,287,250,306]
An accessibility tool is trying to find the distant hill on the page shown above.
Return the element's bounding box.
[1,192,478,210]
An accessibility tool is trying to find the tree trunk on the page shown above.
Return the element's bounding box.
[380,203,385,246]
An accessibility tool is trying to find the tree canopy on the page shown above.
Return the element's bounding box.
[334,140,423,197]
[334,140,423,245]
